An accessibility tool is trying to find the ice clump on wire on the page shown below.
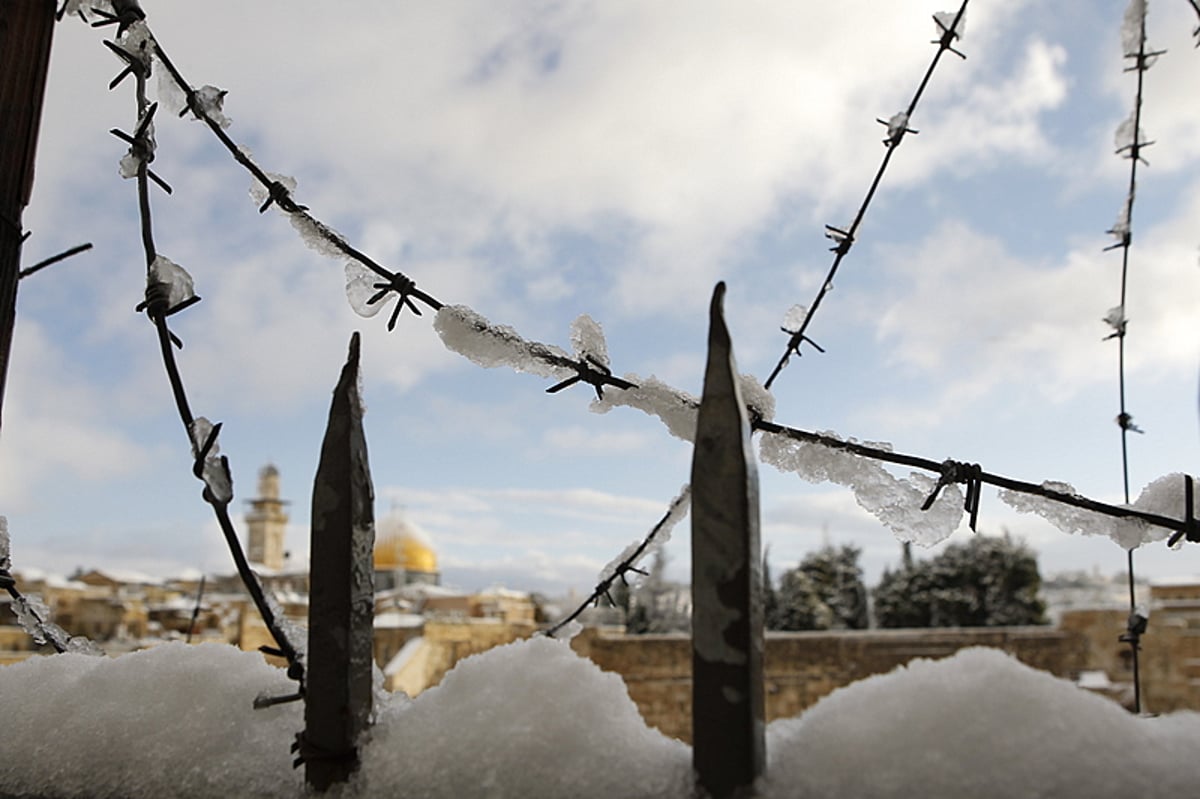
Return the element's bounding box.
[596,486,691,585]
[345,261,389,318]
[187,417,233,504]
[148,254,195,310]
[782,304,808,333]
[118,113,156,180]
[591,372,773,442]
[1115,114,1148,154]
[999,473,1193,549]
[1103,305,1127,336]
[9,593,102,656]
[569,314,608,365]
[192,85,231,128]
[0,518,100,655]
[758,430,964,546]
[933,9,967,38]
[1109,196,1132,243]
[262,585,307,664]
[1122,0,1148,57]
[249,173,347,260]
[61,0,113,17]
[434,305,576,382]
[884,112,910,142]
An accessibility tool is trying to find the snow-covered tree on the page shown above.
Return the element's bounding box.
[874,532,1047,628]
[770,545,869,631]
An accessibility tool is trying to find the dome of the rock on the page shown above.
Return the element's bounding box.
[374,513,438,576]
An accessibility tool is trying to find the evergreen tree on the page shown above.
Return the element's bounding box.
[772,544,868,631]
[874,532,1047,628]
[763,546,780,630]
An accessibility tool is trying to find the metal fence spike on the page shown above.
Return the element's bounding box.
[305,331,375,791]
[691,282,765,798]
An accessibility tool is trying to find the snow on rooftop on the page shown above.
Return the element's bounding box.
[373,611,425,630]
[3,640,1200,797]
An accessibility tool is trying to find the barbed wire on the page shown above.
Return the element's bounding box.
[755,419,1196,538]
[62,4,1199,682]
[102,19,305,703]
[762,1,969,391]
[544,487,691,639]
[1102,0,1168,715]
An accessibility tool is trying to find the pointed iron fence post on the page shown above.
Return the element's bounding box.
[691,282,766,798]
[304,332,376,791]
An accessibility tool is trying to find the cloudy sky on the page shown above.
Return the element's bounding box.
[4,1,1199,598]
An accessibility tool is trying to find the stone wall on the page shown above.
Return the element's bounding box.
[573,626,1088,742]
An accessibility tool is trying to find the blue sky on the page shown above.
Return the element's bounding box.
[4,1,1199,597]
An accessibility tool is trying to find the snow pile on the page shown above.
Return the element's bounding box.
[762,647,1200,798]
[0,643,304,799]
[355,636,693,798]
[759,430,964,546]
[3,641,1200,798]
[999,473,1193,549]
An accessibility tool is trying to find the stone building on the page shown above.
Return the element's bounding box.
[245,464,289,572]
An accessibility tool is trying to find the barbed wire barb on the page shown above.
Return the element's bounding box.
[764,1,970,390]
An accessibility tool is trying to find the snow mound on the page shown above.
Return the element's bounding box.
[355,636,692,797]
[0,642,303,799]
[4,641,1200,798]
[762,646,1200,798]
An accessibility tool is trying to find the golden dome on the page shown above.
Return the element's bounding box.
[374,514,438,573]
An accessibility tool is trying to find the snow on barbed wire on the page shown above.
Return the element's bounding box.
[434,305,575,381]
[570,315,610,368]
[157,72,232,129]
[1103,306,1127,337]
[187,417,233,504]
[62,0,113,18]
[248,171,296,209]
[1114,115,1148,154]
[590,374,699,441]
[1000,473,1195,549]
[1109,196,1132,242]
[118,18,155,54]
[192,85,231,128]
[262,585,307,662]
[781,304,808,332]
[249,173,350,260]
[596,486,690,586]
[933,9,967,39]
[590,373,773,443]
[148,255,195,309]
[9,593,103,656]
[758,430,965,546]
[345,261,388,319]
[118,116,156,179]
[1121,0,1148,57]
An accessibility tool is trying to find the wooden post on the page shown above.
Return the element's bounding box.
[305,332,376,791]
[691,282,765,798]
[0,0,56,435]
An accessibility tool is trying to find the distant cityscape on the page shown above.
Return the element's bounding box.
[5,464,1200,731]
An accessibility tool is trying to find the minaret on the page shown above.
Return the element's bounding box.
[246,464,289,571]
